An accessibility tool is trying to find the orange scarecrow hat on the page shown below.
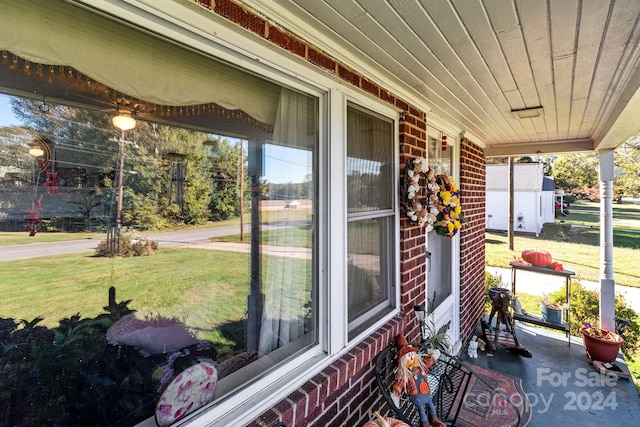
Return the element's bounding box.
[395,334,418,360]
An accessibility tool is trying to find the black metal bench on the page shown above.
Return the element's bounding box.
[374,340,524,426]
[374,341,473,426]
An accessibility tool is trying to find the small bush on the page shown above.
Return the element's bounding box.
[484,272,639,355]
[95,235,158,257]
[547,280,639,354]
[541,222,571,239]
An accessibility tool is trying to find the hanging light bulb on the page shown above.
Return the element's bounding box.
[112,107,136,131]
[28,144,44,157]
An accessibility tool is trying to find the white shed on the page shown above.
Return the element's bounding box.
[486,163,556,235]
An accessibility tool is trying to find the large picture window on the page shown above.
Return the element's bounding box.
[346,104,396,335]
[0,1,319,424]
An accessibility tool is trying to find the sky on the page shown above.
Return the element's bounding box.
[264,144,312,184]
[0,93,18,127]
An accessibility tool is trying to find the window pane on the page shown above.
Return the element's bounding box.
[428,135,452,176]
[347,107,393,212]
[347,217,392,322]
[346,104,395,333]
[0,82,318,424]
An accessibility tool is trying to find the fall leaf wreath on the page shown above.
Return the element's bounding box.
[403,157,468,237]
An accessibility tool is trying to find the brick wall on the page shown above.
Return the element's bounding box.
[399,108,428,325]
[188,1,473,426]
[247,317,405,427]
[459,138,487,341]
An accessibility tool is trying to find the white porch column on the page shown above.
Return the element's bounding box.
[598,150,615,332]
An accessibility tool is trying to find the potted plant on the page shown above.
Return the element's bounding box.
[580,324,624,362]
[421,314,453,354]
[541,295,566,325]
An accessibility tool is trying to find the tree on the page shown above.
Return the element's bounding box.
[5,95,214,231]
[122,122,212,228]
[205,137,245,221]
[615,138,640,198]
[551,153,599,190]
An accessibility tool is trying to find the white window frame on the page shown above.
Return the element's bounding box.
[344,102,399,337]
[70,1,401,426]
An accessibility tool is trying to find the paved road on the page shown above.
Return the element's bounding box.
[0,225,249,261]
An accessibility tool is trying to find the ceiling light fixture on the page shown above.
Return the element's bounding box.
[112,107,136,130]
[28,144,44,157]
[512,106,544,119]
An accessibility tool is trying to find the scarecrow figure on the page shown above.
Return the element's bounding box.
[391,334,446,427]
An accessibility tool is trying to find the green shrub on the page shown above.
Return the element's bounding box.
[541,222,571,239]
[94,235,158,257]
[547,280,639,354]
[484,272,639,355]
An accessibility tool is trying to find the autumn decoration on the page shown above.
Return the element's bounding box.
[363,411,411,427]
[512,249,564,271]
[403,157,468,237]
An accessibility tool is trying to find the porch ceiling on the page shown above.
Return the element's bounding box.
[238,0,640,157]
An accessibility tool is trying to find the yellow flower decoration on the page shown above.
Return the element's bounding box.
[403,160,469,237]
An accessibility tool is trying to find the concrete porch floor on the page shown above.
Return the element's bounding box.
[460,320,640,426]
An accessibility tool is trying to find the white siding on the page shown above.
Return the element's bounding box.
[486,163,556,235]
[486,191,543,234]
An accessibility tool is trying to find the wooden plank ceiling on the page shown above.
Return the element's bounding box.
[238,0,640,156]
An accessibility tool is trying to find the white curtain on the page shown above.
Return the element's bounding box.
[258,88,314,354]
[0,0,280,125]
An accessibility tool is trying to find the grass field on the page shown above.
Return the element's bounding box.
[0,248,251,343]
[485,199,640,288]
[0,247,309,351]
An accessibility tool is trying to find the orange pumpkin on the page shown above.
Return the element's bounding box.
[363,411,410,427]
[522,249,552,267]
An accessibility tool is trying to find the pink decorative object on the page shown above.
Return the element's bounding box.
[155,362,218,427]
[106,315,198,356]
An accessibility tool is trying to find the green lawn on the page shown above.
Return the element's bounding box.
[0,231,101,246]
[0,245,312,348]
[485,200,640,288]
[0,248,250,344]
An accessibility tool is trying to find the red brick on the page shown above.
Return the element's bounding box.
[307,47,336,72]
[267,26,307,57]
[214,0,266,35]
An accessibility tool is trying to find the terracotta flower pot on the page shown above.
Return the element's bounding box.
[580,326,624,362]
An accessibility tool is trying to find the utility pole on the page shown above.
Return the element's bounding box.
[239,140,244,241]
[116,129,125,233]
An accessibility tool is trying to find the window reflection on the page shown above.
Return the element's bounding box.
[0,85,318,425]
